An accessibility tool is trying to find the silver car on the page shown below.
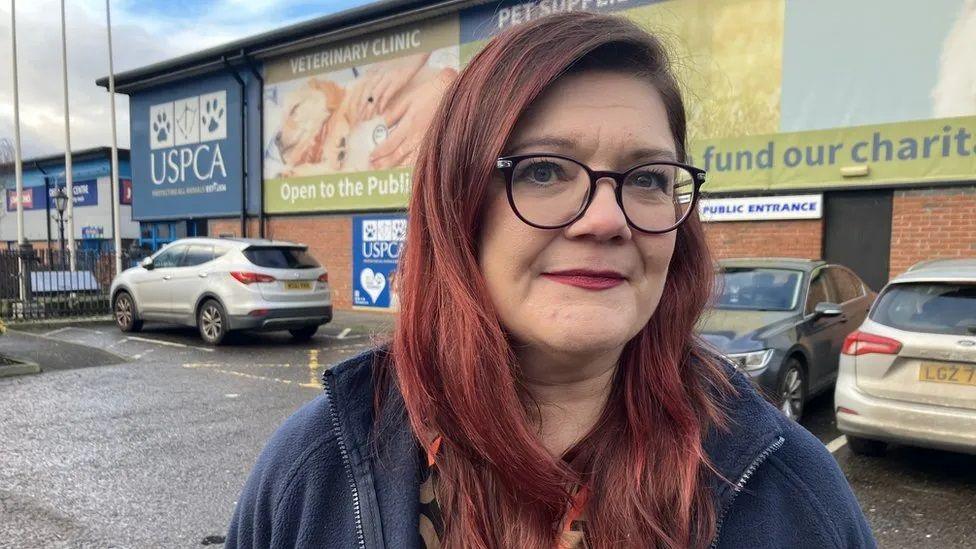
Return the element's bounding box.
[835,258,976,455]
[110,237,333,345]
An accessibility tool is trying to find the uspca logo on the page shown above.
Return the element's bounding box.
[360,219,406,260]
[149,90,228,185]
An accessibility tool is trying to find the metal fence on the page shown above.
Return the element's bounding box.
[0,247,149,321]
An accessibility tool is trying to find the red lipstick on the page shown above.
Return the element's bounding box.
[541,269,626,290]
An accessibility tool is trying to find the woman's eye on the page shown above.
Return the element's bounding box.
[517,162,563,184]
[629,170,669,190]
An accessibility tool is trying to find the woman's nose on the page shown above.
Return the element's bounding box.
[564,178,631,241]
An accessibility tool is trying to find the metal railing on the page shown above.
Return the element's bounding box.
[0,247,149,321]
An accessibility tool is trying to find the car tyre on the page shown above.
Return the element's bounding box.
[114,291,143,333]
[777,357,806,422]
[289,326,319,342]
[846,435,887,457]
[198,299,228,345]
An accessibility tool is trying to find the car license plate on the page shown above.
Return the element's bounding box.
[919,362,976,386]
[284,281,312,291]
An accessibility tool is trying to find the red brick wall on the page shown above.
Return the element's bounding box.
[704,219,823,261]
[209,217,262,239]
[211,215,355,309]
[890,186,976,277]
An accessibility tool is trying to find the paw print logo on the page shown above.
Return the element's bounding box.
[392,219,407,241]
[149,103,174,149]
[153,111,170,142]
[363,221,378,241]
[199,91,227,142]
[201,98,224,133]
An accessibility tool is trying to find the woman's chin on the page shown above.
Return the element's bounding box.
[532,319,640,357]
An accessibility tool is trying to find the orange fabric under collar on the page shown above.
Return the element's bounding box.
[424,435,590,548]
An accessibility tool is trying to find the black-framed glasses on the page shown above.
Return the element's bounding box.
[495,154,706,234]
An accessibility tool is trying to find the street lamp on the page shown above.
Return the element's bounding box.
[52,186,69,266]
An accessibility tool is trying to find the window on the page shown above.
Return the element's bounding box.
[180,245,215,267]
[715,268,803,311]
[871,283,976,336]
[243,247,320,269]
[805,269,831,314]
[153,245,187,268]
[826,267,865,303]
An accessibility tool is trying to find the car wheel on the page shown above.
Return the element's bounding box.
[289,326,318,342]
[846,435,887,457]
[777,358,806,422]
[114,291,143,333]
[198,299,228,345]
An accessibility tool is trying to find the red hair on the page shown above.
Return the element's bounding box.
[383,12,730,548]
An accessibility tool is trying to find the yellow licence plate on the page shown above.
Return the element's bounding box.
[284,281,312,291]
[919,362,976,386]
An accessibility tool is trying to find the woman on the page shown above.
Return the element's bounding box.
[226,13,874,549]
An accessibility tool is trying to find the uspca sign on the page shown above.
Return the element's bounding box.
[130,77,242,221]
[149,90,228,184]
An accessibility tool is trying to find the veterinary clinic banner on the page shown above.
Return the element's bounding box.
[352,214,407,310]
[263,16,460,213]
[457,0,976,192]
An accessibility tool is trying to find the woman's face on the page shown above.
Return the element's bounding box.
[478,70,678,361]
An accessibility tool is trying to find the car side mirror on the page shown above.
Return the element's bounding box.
[141,257,155,270]
[812,302,842,319]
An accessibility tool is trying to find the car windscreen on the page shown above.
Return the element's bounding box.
[243,246,320,269]
[715,268,803,311]
[870,282,976,336]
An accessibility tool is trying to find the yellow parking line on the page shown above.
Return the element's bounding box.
[182,362,292,369]
[181,363,315,389]
[301,350,322,388]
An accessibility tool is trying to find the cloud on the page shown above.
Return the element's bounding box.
[0,0,356,161]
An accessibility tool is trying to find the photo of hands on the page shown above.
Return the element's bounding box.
[265,47,459,178]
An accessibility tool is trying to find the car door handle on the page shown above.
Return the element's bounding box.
[198,273,208,278]
[163,275,172,280]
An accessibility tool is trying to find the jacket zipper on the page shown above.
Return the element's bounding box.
[324,372,367,549]
[709,435,785,549]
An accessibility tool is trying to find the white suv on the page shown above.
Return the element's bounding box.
[834,258,976,455]
[110,237,332,345]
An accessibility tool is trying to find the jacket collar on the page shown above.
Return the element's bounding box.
[326,349,786,546]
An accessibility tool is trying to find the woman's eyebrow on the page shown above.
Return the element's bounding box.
[504,138,678,165]
[505,135,578,154]
[622,148,678,164]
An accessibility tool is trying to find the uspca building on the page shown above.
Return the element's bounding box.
[99,0,976,311]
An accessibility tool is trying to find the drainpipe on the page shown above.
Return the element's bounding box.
[222,56,247,237]
[244,56,266,239]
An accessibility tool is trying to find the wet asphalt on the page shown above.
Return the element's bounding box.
[1,313,974,548]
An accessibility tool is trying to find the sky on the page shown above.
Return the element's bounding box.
[0,0,370,161]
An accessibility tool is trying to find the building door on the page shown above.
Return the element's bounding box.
[823,190,892,291]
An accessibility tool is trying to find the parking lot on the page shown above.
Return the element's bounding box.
[1,311,975,548]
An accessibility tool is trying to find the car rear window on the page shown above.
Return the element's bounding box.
[715,267,803,311]
[871,282,976,336]
[243,247,320,269]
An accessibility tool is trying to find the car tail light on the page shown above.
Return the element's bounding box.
[231,271,275,285]
[317,273,329,283]
[841,331,902,356]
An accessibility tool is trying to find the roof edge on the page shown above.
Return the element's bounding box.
[0,147,130,173]
[96,0,481,94]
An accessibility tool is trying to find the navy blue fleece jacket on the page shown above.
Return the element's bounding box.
[226,348,876,548]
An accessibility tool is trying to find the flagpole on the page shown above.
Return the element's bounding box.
[106,0,122,275]
[61,0,76,271]
[10,0,27,301]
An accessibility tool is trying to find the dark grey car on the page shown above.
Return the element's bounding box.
[698,258,875,421]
